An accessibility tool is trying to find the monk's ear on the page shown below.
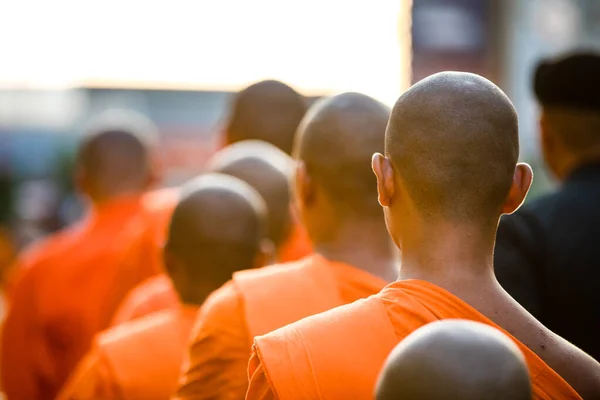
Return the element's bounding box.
[254,239,274,269]
[372,153,395,207]
[502,163,533,215]
[295,161,315,208]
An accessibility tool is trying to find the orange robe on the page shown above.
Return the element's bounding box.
[110,220,310,327]
[247,280,582,400]
[58,305,197,400]
[173,254,386,400]
[110,274,178,326]
[1,194,172,400]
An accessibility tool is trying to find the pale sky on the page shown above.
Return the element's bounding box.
[0,0,410,106]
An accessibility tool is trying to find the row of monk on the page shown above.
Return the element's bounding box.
[2,51,600,399]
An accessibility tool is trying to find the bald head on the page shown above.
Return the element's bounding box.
[209,140,294,249]
[165,173,267,290]
[225,80,308,155]
[375,320,532,400]
[77,109,158,201]
[297,92,390,216]
[386,72,519,222]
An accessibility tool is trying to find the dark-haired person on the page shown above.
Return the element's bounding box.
[495,52,600,362]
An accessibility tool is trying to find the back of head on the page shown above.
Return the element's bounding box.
[534,51,600,153]
[375,320,532,400]
[165,173,267,287]
[386,72,519,222]
[208,140,294,249]
[225,80,308,155]
[77,109,159,201]
[297,92,390,216]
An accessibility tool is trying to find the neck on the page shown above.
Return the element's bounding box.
[314,218,399,282]
[554,148,600,181]
[398,219,497,287]
[178,285,215,306]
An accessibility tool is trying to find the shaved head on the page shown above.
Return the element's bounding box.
[77,109,158,200]
[386,72,519,222]
[225,80,308,155]
[166,173,267,286]
[375,320,532,400]
[297,92,390,216]
[209,140,294,249]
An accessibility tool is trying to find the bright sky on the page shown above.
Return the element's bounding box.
[0,0,410,106]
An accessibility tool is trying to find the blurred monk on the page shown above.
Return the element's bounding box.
[110,140,308,326]
[375,320,532,400]
[247,72,600,399]
[112,79,310,327]
[58,173,269,400]
[223,80,308,155]
[174,93,398,400]
[1,110,169,400]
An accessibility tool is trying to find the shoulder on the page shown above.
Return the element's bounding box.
[256,295,384,348]
[16,227,80,272]
[192,281,245,337]
[233,257,312,283]
[99,309,175,349]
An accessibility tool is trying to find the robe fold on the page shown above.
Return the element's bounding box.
[247,280,581,400]
[173,254,386,400]
[58,306,197,400]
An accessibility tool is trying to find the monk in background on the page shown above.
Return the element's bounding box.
[223,80,308,155]
[174,92,398,400]
[110,140,301,326]
[111,79,311,326]
[1,110,169,400]
[375,320,532,400]
[58,173,269,400]
[247,72,600,399]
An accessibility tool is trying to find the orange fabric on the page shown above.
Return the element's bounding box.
[110,274,178,327]
[58,306,197,400]
[0,194,170,400]
[173,254,386,400]
[277,222,312,263]
[111,215,308,328]
[248,280,581,400]
[140,188,179,273]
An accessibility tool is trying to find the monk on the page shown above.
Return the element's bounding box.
[375,320,532,400]
[58,173,269,400]
[110,140,308,326]
[247,72,600,399]
[174,92,399,400]
[1,110,170,400]
[223,80,308,155]
[112,79,311,326]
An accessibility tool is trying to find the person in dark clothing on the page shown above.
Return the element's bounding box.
[495,52,600,361]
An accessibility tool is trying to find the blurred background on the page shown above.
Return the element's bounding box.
[0,0,599,254]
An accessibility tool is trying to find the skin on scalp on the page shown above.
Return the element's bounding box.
[385,71,520,224]
[77,109,159,202]
[225,80,308,155]
[164,173,268,303]
[296,92,392,217]
[294,91,398,282]
[208,140,295,250]
[375,320,532,400]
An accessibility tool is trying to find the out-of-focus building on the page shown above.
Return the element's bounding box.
[409,0,600,198]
